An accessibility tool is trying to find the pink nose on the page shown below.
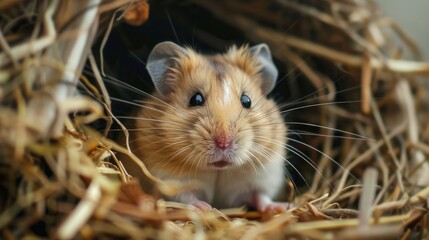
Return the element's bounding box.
[215,135,232,149]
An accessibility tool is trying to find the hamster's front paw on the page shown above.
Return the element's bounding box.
[189,199,212,211]
[175,193,212,211]
[258,201,293,213]
[252,192,293,213]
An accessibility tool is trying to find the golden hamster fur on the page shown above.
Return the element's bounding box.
[126,41,288,211]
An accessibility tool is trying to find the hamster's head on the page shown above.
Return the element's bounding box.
[143,42,286,172]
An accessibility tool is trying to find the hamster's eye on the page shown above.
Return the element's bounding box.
[190,92,205,107]
[241,94,251,109]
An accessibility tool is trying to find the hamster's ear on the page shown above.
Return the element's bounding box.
[249,44,278,94]
[146,41,187,96]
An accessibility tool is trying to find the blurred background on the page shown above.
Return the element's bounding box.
[377,0,429,59]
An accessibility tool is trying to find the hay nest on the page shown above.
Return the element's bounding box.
[1,0,429,239]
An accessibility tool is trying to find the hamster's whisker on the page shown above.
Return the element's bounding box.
[247,100,363,125]
[110,97,146,107]
[197,153,210,175]
[258,137,332,190]
[242,123,369,142]
[278,85,362,110]
[288,130,371,141]
[128,135,186,148]
[108,127,189,133]
[101,74,185,113]
[116,116,189,127]
[246,149,269,176]
[244,104,280,123]
[189,150,205,180]
[287,137,360,183]
[252,145,282,174]
[252,145,274,165]
[163,143,197,167]
[104,128,188,139]
[195,153,208,174]
[286,122,373,141]
[176,147,199,177]
[252,141,307,196]
[95,73,151,96]
[241,120,371,142]
[132,138,188,156]
[244,150,259,175]
[241,150,252,170]
[286,129,305,140]
[128,133,184,145]
[128,50,146,65]
[111,97,189,121]
[237,84,361,124]
[135,100,172,109]
[251,144,304,195]
[253,141,311,191]
[253,139,307,172]
[279,100,362,115]
[274,57,301,87]
[153,143,197,171]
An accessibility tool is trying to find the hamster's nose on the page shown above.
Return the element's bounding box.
[214,135,232,149]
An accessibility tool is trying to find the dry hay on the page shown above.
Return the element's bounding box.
[1,0,429,239]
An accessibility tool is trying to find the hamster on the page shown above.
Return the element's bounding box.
[126,41,288,212]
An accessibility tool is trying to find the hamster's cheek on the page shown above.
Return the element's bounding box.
[235,121,255,164]
[184,118,213,165]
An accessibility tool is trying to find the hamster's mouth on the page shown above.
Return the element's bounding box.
[208,160,231,169]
